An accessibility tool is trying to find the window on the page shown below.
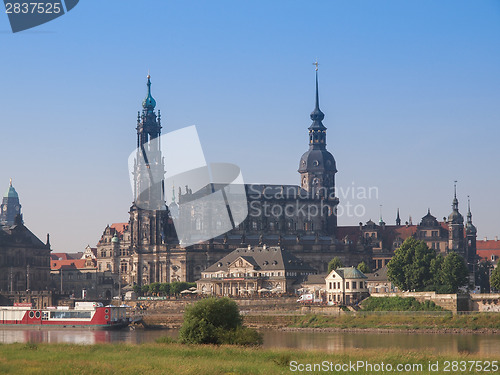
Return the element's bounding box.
[337,282,340,289]
[346,282,349,289]
[329,282,332,289]
[352,281,357,289]
[432,231,438,237]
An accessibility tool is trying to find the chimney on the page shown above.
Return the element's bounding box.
[495,236,498,242]
[484,237,487,242]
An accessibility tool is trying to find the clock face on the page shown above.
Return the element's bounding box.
[2,206,6,212]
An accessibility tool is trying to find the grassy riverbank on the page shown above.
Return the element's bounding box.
[0,342,497,375]
[289,313,500,331]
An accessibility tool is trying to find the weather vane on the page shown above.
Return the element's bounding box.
[313,60,319,71]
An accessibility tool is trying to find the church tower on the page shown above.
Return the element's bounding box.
[0,179,22,226]
[465,196,477,271]
[128,75,173,286]
[298,63,339,235]
[298,64,337,198]
[447,182,465,255]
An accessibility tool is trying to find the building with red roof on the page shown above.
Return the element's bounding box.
[476,238,500,266]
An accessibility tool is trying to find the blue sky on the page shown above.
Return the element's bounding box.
[0,0,499,252]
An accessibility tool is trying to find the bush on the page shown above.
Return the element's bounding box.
[361,296,444,311]
[179,297,262,346]
[216,327,263,346]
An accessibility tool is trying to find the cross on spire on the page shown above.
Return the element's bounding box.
[313,60,319,71]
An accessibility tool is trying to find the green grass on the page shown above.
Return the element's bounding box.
[290,313,500,330]
[0,342,497,375]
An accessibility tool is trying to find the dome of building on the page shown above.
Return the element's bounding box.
[111,234,119,243]
[298,148,337,173]
[142,75,156,110]
[448,209,463,224]
[4,179,18,199]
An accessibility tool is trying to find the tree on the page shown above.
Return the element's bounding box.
[424,253,444,291]
[149,282,161,296]
[179,297,262,345]
[357,261,371,274]
[491,267,500,292]
[439,252,468,293]
[132,284,142,296]
[159,283,170,296]
[328,257,343,273]
[387,237,437,291]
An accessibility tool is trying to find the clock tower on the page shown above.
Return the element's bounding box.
[0,179,22,226]
[298,66,337,197]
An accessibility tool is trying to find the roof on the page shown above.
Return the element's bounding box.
[111,223,128,235]
[476,239,500,251]
[4,185,18,199]
[476,241,500,262]
[365,265,389,282]
[203,246,316,273]
[303,274,328,285]
[477,250,500,262]
[329,267,367,280]
[51,258,96,270]
[0,224,46,248]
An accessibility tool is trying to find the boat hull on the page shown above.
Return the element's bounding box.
[0,303,130,330]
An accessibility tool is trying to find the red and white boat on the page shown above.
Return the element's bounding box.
[0,302,130,330]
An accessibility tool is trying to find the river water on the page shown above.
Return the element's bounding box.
[0,328,498,355]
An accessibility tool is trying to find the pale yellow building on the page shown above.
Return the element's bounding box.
[325,267,368,305]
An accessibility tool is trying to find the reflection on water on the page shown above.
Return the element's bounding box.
[261,330,500,355]
[0,328,498,355]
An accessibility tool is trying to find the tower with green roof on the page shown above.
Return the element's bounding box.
[0,178,22,226]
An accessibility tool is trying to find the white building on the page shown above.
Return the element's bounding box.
[325,267,368,305]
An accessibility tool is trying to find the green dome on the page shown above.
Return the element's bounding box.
[4,180,18,199]
[111,234,119,243]
[142,75,156,110]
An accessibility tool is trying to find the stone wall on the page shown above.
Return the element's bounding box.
[469,293,500,312]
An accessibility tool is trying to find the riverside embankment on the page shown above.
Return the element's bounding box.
[131,297,500,333]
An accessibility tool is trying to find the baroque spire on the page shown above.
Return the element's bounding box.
[310,61,325,126]
[142,74,157,111]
